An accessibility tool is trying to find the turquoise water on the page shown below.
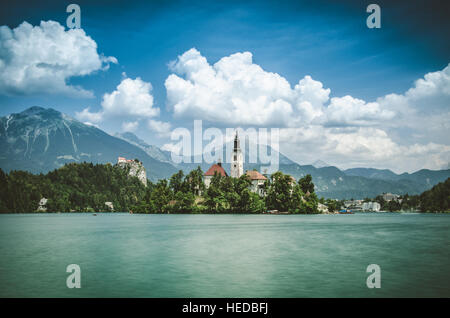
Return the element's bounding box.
[0,213,449,297]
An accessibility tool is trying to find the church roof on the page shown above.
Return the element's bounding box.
[246,170,267,180]
[204,164,228,177]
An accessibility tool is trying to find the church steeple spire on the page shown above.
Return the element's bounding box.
[231,130,243,178]
[234,130,240,150]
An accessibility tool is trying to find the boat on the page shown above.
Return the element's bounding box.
[92,213,97,216]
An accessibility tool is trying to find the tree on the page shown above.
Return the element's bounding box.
[185,166,205,195]
[265,171,294,211]
[298,174,315,194]
[169,170,185,193]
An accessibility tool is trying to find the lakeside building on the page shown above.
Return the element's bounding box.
[382,193,400,202]
[246,170,268,196]
[362,202,381,212]
[318,202,329,213]
[344,200,363,209]
[37,198,48,212]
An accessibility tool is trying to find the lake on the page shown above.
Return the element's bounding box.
[0,213,449,297]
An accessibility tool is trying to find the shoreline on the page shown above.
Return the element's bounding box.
[0,211,447,215]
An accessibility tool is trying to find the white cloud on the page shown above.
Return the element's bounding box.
[0,20,117,97]
[164,49,450,172]
[376,63,450,145]
[76,77,159,123]
[147,119,171,137]
[122,121,139,132]
[322,95,395,127]
[165,48,393,127]
[279,127,450,173]
[165,48,295,126]
[102,77,158,117]
[83,122,100,129]
[75,107,103,123]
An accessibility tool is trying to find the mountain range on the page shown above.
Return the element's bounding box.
[0,107,177,181]
[1,107,449,199]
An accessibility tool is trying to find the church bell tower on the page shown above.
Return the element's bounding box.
[231,131,243,178]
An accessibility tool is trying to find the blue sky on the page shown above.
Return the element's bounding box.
[0,0,449,172]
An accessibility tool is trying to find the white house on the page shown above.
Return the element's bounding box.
[245,170,268,196]
[362,202,381,212]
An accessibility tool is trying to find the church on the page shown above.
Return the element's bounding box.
[203,132,267,196]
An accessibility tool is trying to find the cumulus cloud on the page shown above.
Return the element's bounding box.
[322,95,395,127]
[165,48,295,126]
[122,121,139,132]
[278,127,450,173]
[75,107,103,123]
[163,49,450,172]
[378,63,450,119]
[147,119,172,137]
[165,48,393,127]
[102,77,158,118]
[0,20,117,97]
[76,77,159,123]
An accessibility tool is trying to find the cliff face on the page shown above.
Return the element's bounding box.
[117,160,147,187]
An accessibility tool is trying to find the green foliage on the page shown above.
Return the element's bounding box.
[0,163,147,213]
[265,171,295,212]
[418,178,450,212]
[358,178,450,212]
[0,164,325,215]
[298,174,315,194]
[265,172,319,213]
[325,199,341,212]
[202,173,265,213]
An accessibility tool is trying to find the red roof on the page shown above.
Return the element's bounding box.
[246,170,267,180]
[204,164,228,177]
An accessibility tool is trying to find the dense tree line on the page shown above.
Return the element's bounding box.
[265,172,319,213]
[418,178,450,212]
[0,163,146,212]
[0,162,321,214]
[361,177,450,212]
[132,169,319,214]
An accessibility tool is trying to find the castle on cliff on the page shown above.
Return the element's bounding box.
[117,156,147,187]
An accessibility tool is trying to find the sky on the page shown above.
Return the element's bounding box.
[0,0,449,173]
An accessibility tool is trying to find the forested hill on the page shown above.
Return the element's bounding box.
[0,162,147,213]
[418,178,450,212]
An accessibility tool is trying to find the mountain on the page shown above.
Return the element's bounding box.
[2,107,449,199]
[115,132,173,163]
[275,164,423,199]
[312,160,331,168]
[0,107,177,181]
[343,167,450,192]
